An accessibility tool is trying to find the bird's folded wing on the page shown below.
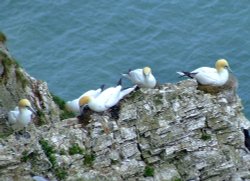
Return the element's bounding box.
[129,70,144,83]
[104,87,122,108]
[8,110,18,124]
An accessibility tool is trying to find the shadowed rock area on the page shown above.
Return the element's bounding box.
[0,37,250,181]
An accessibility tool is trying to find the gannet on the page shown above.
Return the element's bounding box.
[8,99,35,130]
[66,84,105,113]
[122,67,157,88]
[177,59,231,86]
[79,79,136,113]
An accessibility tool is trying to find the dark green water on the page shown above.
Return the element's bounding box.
[1,1,250,117]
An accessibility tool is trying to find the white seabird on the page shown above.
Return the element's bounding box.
[122,67,157,88]
[177,59,231,86]
[79,79,136,113]
[65,84,105,113]
[8,99,35,130]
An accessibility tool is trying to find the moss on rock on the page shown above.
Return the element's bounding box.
[0,32,7,43]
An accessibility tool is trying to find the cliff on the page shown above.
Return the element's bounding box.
[0,35,60,132]
[0,34,250,181]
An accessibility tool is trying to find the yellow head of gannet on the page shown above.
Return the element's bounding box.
[18,99,36,114]
[18,99,31,108]
[143,67,152,76]
[215,59,230,72]
[79,96,91,107]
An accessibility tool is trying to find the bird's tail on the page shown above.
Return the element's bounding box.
[117,78,122,86]
[119,85,137,100]
[121,69,131,78]
[100,84,105,91]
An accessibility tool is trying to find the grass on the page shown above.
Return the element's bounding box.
[0,131,12,139]
[129,89,143,101]
[84,153,95,166]
[201,130,212,141]
[54,167,68,180]
[0,51,25,87]
[0,32,7,43]
[144,165,155,177]
[39,138,56,167]
[0,50,29,89]
[51,93,65,110]
[153,94,163,105]
[20,150,39,163]
[59,110,75,120]
[51,93,75,120]
[68,143,84,155]
[21,150,30,162]
[172,178,182,181]
[39,138,68,179]
[201,133,211,141]
[1,53,14,76]
[36,110,47,126]
[59,149,66,155]
[111,159,119,165]
[15,68,29,88]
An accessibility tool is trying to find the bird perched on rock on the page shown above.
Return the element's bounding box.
[122,67,157,88]
[79,79,136,113]
[177,59,231,86]
[8,99,36,131]
[66,84,105,113]
[242,128,250,151]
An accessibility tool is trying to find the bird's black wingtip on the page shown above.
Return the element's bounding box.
[117,78,122,86]
[100,84,105,91]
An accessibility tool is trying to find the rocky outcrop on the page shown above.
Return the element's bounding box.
[0,37,59,136]
[0,46,59,129]
[0,34,250,181]
[1,79,250,180]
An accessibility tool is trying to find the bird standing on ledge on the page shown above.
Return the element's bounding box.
[8,99,36,131]
[122,66,157,88]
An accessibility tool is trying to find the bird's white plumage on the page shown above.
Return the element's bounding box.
[122,67,156,88]
[66,87,103,113]
[88,85,122,112]
[119,85,137,100]
[8,107,19,124]
[177,59,230,86]
[8,99,34,130]
[190,67,228,85]
[80,85,136,112]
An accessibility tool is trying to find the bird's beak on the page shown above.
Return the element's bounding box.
[227,66,233,73]
[28,106,37,115]
[79,105,84,116]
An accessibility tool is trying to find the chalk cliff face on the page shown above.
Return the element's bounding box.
[0,38,250,181]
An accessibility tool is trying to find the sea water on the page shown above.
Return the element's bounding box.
[1,0,250,118]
